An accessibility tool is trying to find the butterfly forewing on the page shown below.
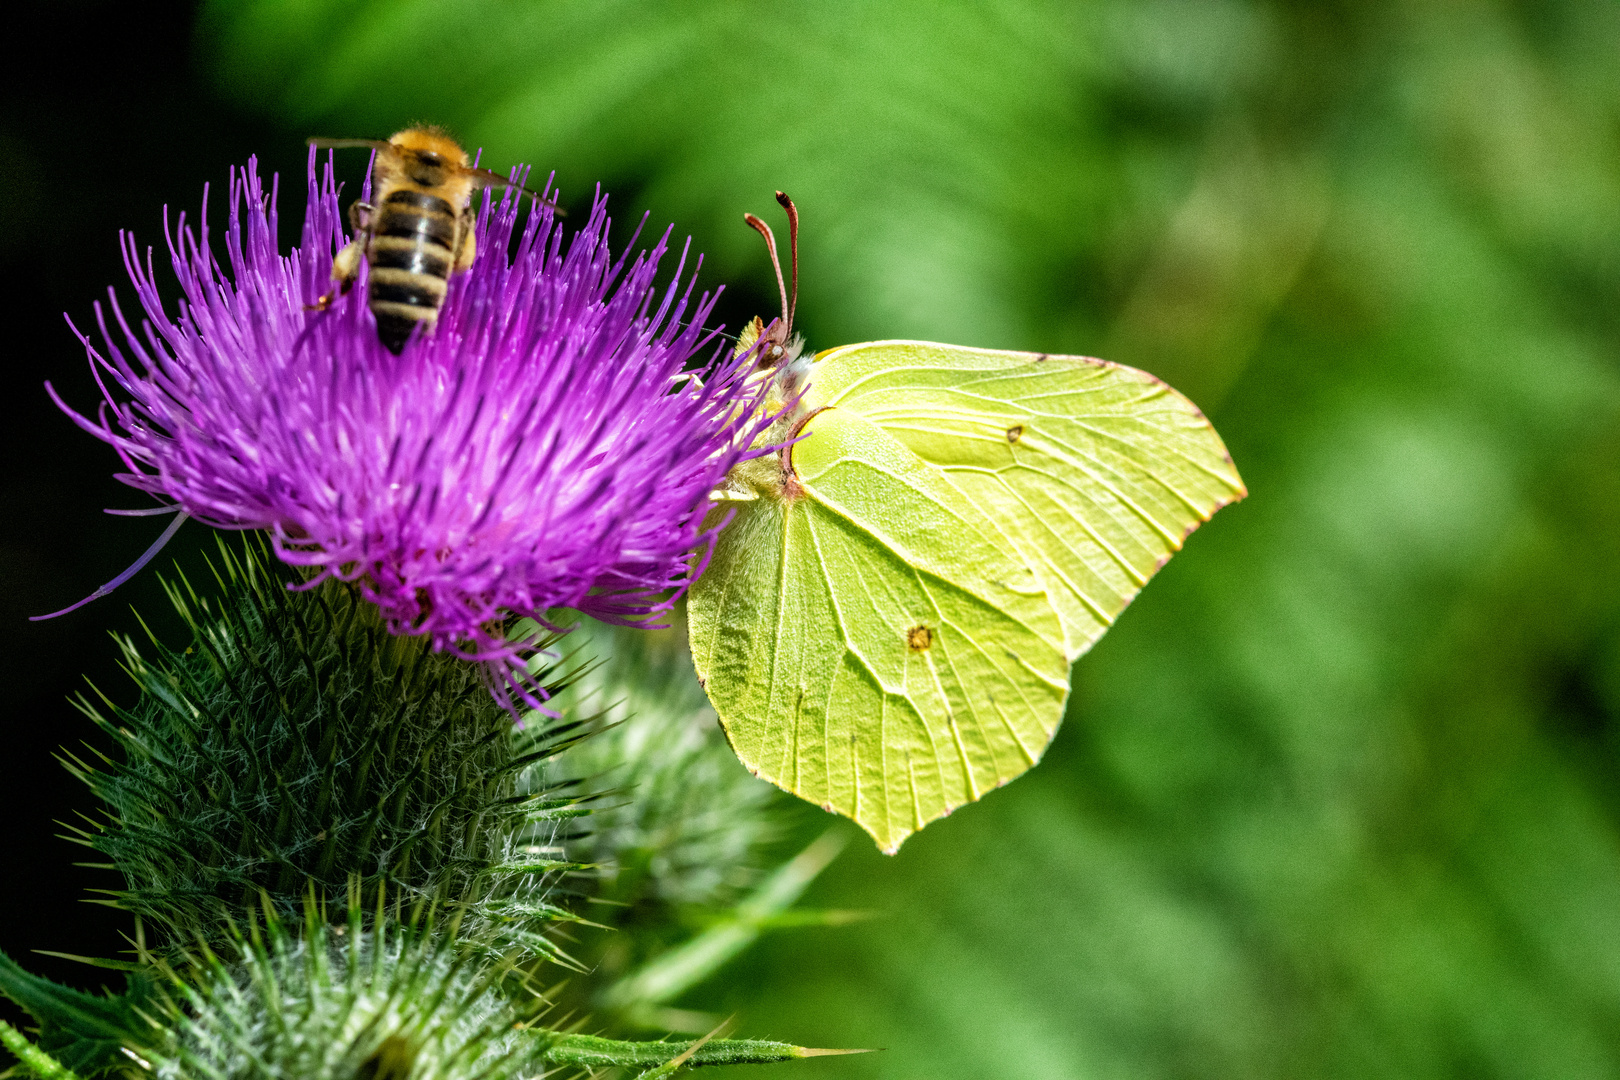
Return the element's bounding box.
[807,341,1247,661]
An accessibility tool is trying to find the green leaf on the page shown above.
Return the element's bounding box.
[0,1020,85,1080]
[542,1033,865,1071]
[0,952,148,1079]
[690,343,1243,852]
[601,830,845,1017]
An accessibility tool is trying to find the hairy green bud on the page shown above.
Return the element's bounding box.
[60,540,590,956]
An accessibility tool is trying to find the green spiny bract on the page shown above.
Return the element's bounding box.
[545,617,803,1027]
[60,540,592,958]
[550,617,781,911]
[51,908,844,1080]
[134,910,552,1080]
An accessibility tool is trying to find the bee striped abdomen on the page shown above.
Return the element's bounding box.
[368,188,461,354]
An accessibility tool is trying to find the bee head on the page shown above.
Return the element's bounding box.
[389,126,470,169]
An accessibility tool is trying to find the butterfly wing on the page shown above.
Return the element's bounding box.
[691,339,1244,852]
[689,407,1069,853]
[808,341,1247,660]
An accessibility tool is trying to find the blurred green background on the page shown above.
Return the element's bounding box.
[7,0,1620,1076]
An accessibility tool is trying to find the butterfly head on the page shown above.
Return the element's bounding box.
[739,192,807,379]
[711,192,819,504]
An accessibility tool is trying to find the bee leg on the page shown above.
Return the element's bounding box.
[308,238,365,311]
[348,200,375,233]
[452,205,477,273]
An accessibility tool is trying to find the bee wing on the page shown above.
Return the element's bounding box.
[467,167,566,216]
[307,137,393,151]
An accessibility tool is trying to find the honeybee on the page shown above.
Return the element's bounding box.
[307,126,551,353]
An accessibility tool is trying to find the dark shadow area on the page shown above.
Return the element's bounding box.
[0,0,297,1013]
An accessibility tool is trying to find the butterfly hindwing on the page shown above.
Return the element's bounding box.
[690,407,1069,853]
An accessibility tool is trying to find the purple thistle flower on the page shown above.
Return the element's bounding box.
[50,149,774,710]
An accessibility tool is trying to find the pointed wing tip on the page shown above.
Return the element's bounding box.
[1219,456,1249,502]
[870,826,910,856]
[1214,481,1248,508]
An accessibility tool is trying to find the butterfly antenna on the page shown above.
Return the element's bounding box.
[744,211,790,331]
[776,191,799,334]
